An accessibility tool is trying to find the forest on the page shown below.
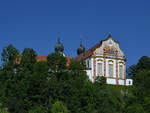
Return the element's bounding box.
[0,44,150,113]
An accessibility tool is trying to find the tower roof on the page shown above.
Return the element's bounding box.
[77,44,85,55]
[77,33,85,55]
[54,33,64,53]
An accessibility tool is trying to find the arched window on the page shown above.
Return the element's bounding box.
[87,60,89,68]
[129,81,131,85]
[86,59,91,68]
[97,63,103,76]
[109,64,113,77]
[119,65,123,78]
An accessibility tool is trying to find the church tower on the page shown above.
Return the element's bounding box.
[54,33,64,54]
[77,33,85,55]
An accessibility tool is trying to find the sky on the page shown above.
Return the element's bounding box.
[0,0,150,67]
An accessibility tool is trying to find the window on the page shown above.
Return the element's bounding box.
[109,64,113,77]
[129,81,131,85]
[110,49,114,54]
[87,60,89,68]
[119,65,123,78]
[86,60,91,68]
[97,63,103,76]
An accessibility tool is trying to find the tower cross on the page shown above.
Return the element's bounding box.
[80,32,82,46]
[58,32,60,43]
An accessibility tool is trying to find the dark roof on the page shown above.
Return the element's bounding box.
[77,44,86,55]
[54,37,64,52]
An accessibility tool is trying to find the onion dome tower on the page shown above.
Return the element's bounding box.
[77,33,85,55]
[54,33,64,53]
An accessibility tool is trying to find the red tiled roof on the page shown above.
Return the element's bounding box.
[36,56,47,62]
[76,41,103,61]
[15,55,71,66]
[37,56,71,66]
[65,56,71,66]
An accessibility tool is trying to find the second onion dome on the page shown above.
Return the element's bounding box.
[77,44,85,55]
[55,37,64,53]
[77,34,85,55]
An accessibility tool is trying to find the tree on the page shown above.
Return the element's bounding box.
[47,52,67,71]
[126,64,137,79]
[0,102,9,113]
[26,61,49,107]
[125,103,145,113]
[68,60,85,70]
[20,48,37,71]
[2,45,150,113]
[7,97,25,113]
[127,56,150,79]
[28,105,47,113]
[95,76,106,86]
[127,56,150,112]
[1,44,19,66]
[51,100,69,113]
[133,70,150,102]
[136,56,150,70]
[143,96,150,113]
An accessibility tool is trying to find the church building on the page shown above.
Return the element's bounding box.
[76,34,133,86]
[28,33,132,86]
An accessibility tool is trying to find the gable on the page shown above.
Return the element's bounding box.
[76,35,125,61]
[94,37,125,58]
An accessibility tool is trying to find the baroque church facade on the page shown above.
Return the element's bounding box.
[50,33,132,86]
[75,34,132,86]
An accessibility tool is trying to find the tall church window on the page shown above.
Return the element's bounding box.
[109,64,113,77]
[119,65,123,78]
[87,60,89,68]
[97,63,103,76]
[86,59,91,68]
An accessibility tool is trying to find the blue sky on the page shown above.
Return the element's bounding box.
[0,0,149,67]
